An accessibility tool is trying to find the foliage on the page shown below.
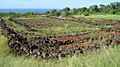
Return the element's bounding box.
[83,11,89,16]
[43,2,120,16]
[70,2,120,15]
[1,46,120,67]
[0,12,41,17]
[0,12,21,17]
[0,2,120,17]
[89,5,99,13]
[60,11,69,17]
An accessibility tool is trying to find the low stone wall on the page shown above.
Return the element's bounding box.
[0,18,120,59]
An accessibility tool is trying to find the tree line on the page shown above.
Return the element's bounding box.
[45,2,120,16]
[0,2,120,17]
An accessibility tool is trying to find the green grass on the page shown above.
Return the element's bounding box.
[14,17,100,36]
[73,14,120,20]
[1,16,120,67]
[1,31,120,67]
[0,46,120,67]
[14,15,120,36]
[5,20,26,32]
[40,23,99,36]
[0,35,7,54]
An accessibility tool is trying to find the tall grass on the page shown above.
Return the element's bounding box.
[0,35,7,54]
[73,14,120,20]
[5,20,26,32]
[0,46,120,67]
[1,16,120,67]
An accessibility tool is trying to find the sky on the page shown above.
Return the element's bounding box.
[0,0,120,9]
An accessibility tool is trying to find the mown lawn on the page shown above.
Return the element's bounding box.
[73,14,120,20]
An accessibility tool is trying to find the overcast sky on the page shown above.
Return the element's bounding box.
[0,0,120,9]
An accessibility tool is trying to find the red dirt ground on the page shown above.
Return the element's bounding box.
[50,34,89,42]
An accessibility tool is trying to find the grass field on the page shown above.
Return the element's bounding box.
[0,34,7,54]
[1,45,120,67]
[13,17,99,36]
[1,29,120,67]
[1,15,120,67]
[73,14,120,20]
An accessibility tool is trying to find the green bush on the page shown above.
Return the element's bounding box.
[83,12,89,16]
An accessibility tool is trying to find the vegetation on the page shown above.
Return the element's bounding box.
[4,19,26,32]
[0,35,7,54]
[45,2,120,16]
[0,1,120,67]
[13,17,100,36]
[0,46,120,67]
[1,22,120,67]
[73,14,120,20]
[0,2,120,17]
[0,12,41,17]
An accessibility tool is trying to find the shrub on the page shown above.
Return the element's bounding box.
[83,12,89,16]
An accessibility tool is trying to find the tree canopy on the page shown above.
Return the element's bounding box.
[45,2,120,16]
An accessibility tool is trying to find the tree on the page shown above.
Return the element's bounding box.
[60,7,71,16]
[43,2,120,16]
[60,11,69,17]
[54,11,61,16]
[89,5,99,13]
[71,8,78,15]
[100,4,106,13]
[63,7,71,12]
[49,9,57,16]
[83,10,89,16]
